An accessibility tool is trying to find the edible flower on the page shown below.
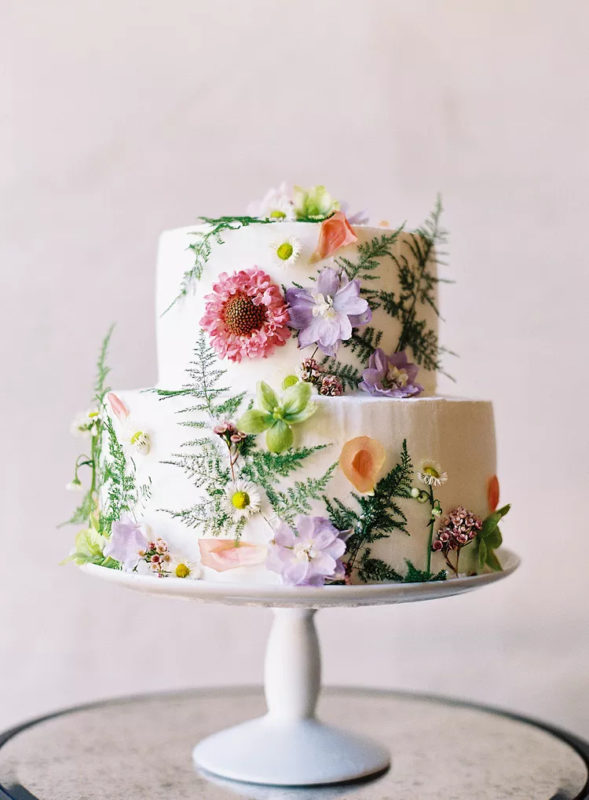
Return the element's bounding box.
[237,380,317,453]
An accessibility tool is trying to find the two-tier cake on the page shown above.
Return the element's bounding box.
[65,184,509,586]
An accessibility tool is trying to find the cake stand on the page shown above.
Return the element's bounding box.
[82,547,519,787]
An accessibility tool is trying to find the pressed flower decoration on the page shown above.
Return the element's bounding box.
[286,267,371,356]
[224,480,262,521]
[102,514,149,571]
[248,182,295,220]
[359,349,423,399]
[340,436,386,494]
[312,211,358,261]
[108,393,152,455]
[432,506,482,576]
[266,514,347,586]
[70,408,101,439]
[200,268,290,362]
[199,539,267,572]
[237,380,317,453]
[417,460,448,487]
[292,185,339,221]
[270,237,301,266]
[487,475,500,512]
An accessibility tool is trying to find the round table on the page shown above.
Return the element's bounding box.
[0,688,587,799]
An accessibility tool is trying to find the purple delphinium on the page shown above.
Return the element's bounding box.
[285,267,371,356]
[103,514,148,571]
[266,514,348,587]
[359,349,423,398]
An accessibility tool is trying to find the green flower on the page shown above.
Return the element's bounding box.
[63,526,110,566]
[293,185,339,221]
[476,504,510,571]
[237,380,317,453]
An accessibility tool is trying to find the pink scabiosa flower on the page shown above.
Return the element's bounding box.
[286,267,371,356]
[266,515,348,587]
[200,268,291,362]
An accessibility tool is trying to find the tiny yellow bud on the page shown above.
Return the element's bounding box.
[269,209,286,219]
[175,563,190,578]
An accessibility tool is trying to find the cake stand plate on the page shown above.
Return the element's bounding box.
[82,548,520,787]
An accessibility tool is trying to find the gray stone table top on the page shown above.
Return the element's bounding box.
[0,688,587,800]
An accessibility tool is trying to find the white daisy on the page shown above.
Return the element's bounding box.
[249,182,295,220]
[70,408,100,439]
[224,480,262,521]
[129,429,151,455]
[170,559,202,580]
[417,460,448,487]
[270,236,302,266]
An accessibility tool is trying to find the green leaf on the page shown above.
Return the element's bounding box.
[481,504,511,537]
[486,527,503,550]
[478,539,488,570]
[485,549,503,571]
[284,402,317,425]
[257,381,278,412]
[281,381,311,416]
[266,421,293,453]
[237,409,273,434]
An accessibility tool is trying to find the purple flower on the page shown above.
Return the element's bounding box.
[286,267,371,356]
[103,514,148,570]
[266,515,348,587]
[359,349,423,398]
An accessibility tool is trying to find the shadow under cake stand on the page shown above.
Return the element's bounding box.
[82,547,520,787]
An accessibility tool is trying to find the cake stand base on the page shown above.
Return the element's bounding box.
[193,716,390,786]
[193,607,389,786]
[82,548,520,788]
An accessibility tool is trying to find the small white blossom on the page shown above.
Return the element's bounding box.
[224,480,262,521]
[270,236,301,266]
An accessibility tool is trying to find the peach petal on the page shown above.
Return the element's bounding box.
[312,211,358,261]
[198,539,267,572]
[107,392,129,421]
[488,475,500,512]
[339,436,386,493]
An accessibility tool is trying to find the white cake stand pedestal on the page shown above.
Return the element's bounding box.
[82,547,519,787]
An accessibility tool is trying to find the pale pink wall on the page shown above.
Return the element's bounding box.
[2,1,588,735]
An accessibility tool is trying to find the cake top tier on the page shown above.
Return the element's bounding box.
[155,186,448,396]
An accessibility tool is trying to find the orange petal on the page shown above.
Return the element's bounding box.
[488,475,500,512]
[340,436,386,493]
[198,539,267,572]
[107,392,129,421]
[312,211,358,261]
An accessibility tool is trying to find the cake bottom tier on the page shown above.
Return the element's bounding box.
[101,391,498,585]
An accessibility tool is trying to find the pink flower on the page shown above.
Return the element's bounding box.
[107,392,129,421]
[200,268,291,362]
[312,211,358,261]
[198,539,267,572]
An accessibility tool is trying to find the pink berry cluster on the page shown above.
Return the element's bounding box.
[139,538,171,577]
[432,506,482,554]
[300,358,343,396]
[213,421,247,445]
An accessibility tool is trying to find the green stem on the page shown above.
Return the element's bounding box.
[426,485,435,574]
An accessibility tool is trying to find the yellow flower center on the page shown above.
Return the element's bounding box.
[277,242,294,261]
[423,465,440,478]
[175,563,190,578]
[270,209,286,219]
[231,490,250,510]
